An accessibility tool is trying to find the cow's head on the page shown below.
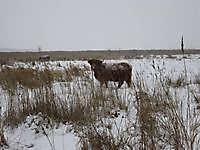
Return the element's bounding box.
[88,59,103,70]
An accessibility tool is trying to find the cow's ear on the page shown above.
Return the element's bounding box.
[88,60,92,64]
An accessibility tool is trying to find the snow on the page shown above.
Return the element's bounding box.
[6,124,78,150]
[1,54,200,149]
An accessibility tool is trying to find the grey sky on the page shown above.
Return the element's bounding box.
[0,0,200,51]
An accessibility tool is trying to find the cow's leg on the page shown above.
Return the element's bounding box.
[118,80,124,88]
[126,79,132,87]
[100,81,108,88]
[100,82,104,87]
[105,82,108,88]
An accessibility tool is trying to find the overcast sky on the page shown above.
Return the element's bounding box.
[0,0,200,51]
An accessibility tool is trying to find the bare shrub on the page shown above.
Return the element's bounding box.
[0,132,8,148]
[166,74,187,88]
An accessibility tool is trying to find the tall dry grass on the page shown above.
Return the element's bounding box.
[0,59,199,149]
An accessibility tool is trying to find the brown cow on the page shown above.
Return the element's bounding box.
[88,59,132,88]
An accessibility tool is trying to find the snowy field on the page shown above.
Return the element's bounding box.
[0,54,200,149]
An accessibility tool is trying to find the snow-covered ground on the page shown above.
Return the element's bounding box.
[6,124,78,150]
[1,54,200,149]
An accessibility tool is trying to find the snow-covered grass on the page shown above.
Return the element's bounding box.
[0,54,200,149]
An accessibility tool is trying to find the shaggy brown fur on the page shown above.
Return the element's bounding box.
[88,59,132,88]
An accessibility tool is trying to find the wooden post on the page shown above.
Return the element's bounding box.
[181,36,184,53]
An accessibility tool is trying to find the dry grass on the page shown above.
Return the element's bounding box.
[194,74,200,85]
[0,57,200,149]
[166,74,187,88]
[0,67,53,90]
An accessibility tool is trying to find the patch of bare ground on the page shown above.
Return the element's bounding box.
[0,49,200,63]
